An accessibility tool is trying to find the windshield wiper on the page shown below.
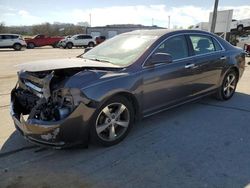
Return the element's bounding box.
[76,53,84,58]
[80,57,118,66]
[88,58,113,64]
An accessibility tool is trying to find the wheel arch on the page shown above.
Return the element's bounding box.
[219,66,240,86]
[13,42,22,48]
[101,91,141,122]
[229,66,239,79]
[13,43,22,50]
[66,41,74,46]
[13,42,22,46]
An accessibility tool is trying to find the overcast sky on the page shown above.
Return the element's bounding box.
[0,0,250,28]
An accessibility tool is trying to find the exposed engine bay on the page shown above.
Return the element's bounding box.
[10,57,125,147]
[13,68,85,121]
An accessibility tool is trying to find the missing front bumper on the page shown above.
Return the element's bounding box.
[10,92,95,148]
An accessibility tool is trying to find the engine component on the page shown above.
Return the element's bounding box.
[54,107,71,120]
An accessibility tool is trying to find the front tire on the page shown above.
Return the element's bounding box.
[66,42,73,49]
[90,96,134,147]
[215,69,238,100]
[27,42,35,49]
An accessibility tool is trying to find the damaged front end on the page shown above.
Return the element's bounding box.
[11,69,95,148]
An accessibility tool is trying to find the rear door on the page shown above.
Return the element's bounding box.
[187,34,226,95]
[2,35,13,46]
[35,35,47,46]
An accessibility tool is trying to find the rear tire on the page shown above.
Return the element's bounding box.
[237,25,244,32]
[215,69,238,100]
[90,96,134,147]
[13,43,22,51]
[27,43,35,49]
[88,42,95,48]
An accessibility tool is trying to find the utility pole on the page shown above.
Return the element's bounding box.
[168,16,170,29]
[210,0,219,33]
[152,18,154,26]
[89,13,92,27]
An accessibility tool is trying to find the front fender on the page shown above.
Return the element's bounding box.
[81,72,143,107]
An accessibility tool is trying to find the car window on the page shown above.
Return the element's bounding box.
[83,35,92,39]
[212,38,222,51]
[2,35,12,39]
[155,35,189,60]
[189,35,216,55]
[11,35,18,39]
[0,35,2,39]
[76,35,84,39]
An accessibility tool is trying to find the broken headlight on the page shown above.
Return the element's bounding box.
[52,88,90,120]
[53,89,75,120]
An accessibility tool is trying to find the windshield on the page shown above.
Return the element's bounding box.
[81,34,158,66]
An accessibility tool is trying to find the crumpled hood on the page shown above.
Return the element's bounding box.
[17,58,121,72]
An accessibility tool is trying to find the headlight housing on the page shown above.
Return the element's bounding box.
[52,88,91,120]
[53,88,90,107]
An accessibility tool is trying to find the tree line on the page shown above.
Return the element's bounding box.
[0,22,88,36]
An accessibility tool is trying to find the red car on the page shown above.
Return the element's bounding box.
[25,34,64,49]
[244,44,250,56]
[95,36,106,45]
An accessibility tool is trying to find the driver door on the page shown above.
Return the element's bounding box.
[142,35,198,115]
[35,35,46,46]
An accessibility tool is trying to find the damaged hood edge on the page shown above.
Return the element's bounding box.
[16,58,122,72]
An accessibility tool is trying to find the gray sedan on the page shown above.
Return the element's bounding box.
[10,29,246,148]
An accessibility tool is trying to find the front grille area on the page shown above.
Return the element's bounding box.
[24,78,43,88]
[23,79,43,93]
[18,71,54,100]
[15,88,39,112]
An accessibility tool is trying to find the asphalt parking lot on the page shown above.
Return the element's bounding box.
[0,48,250,188]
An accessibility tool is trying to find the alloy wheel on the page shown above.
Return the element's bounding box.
[95,103,130,142]
[223,73,236,98]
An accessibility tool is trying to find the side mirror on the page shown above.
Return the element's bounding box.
[146,53,173,66]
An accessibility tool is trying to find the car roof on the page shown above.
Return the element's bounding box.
[74,34,91,36]
[124,29,213,37]
[0,33,20,36]
[126,29,174,36]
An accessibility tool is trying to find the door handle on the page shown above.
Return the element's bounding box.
[220,56,227,60]
[185,63,196,69]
